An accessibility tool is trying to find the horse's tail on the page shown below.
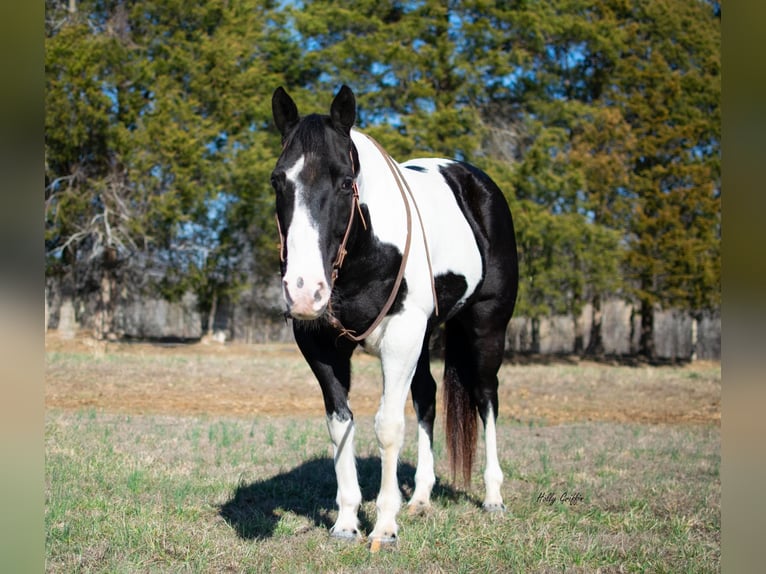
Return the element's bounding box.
[443,320,478,486]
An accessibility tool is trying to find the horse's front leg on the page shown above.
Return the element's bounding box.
[293,323,362,540]
[369,310,428,545]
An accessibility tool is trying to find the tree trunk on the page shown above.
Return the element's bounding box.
[94,272,114,340]
[58,295,78,339]
[585,295,605,358]
[639,298,655,361]
[206,291,218,337]
[573,303,585,356]
[531,317,541,354]
[690,313,699,362]
[58,247,79,339]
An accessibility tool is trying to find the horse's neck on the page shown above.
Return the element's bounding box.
[350,129,409,249]
[351,130,400,201]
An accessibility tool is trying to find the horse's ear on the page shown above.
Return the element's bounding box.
[330,85,356,135]
[272,87,299,138]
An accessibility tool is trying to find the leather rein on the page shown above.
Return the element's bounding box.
[276,133,438,342]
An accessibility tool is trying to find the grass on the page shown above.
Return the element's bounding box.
[45,339,720,572]
[45,412,719,572]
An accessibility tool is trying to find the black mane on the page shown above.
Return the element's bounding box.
[286,113,333,154]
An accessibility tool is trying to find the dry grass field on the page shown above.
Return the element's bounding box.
[45,334,720,425]
[45,333,720,572]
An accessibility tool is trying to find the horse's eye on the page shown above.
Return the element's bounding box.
[341,177,354,191]
[271,173,284,191]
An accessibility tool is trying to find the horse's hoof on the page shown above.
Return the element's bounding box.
[407,500,432,516]
[482,502,507,513]
[368,534,397,553]
[330,527,361,542]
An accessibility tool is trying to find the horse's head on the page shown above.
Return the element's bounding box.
[271,85,360,320]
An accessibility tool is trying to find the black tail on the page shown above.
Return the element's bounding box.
[443,320,478,486]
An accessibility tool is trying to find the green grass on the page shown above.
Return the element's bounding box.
[45,410,719,572]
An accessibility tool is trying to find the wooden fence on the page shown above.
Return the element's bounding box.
[46,284,720,361]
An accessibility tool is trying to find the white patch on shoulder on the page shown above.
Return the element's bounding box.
[350,131,484,316]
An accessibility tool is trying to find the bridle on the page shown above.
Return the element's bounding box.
[274,149,366,277]
[276,133,438,342]
[329,150,367,285]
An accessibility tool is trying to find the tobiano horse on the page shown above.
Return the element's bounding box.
[270,85,519,546]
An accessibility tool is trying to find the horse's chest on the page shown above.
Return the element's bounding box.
[331,241,407,328]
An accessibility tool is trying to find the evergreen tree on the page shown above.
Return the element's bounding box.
[453,0,630,347]
[614,0,721,357]
[45,0,720,354]
[456,0,720,357]
[46,0,300,337]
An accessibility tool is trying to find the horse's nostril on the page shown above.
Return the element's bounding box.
[314,281,326,303]
[296,276,304,289]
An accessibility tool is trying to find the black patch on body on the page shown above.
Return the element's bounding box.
[329,203,408,334]
[404,165,427,173]
[437,162,519,313]
[431,273,469,325]
[434,272,468,309]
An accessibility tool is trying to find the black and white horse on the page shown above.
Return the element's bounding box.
[270,85,518,546]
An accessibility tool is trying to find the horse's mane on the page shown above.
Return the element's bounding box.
[287,113,330,154]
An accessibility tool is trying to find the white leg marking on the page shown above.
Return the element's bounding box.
[370,311,427,542]
[326,414,362,538]
[482,408,506,512]
[408,422,435,513]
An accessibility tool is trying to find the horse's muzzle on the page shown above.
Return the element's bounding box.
[282,276,330,320]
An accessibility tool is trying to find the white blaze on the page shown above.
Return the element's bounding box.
[282,156,331,319]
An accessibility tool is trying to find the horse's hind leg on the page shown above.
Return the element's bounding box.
[462,302,510,512]
[408,336,437,514]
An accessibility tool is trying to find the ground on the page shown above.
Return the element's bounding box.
[45,333,720,426]
[45,332,721,572]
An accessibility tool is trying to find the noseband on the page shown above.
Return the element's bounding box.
[277,134,438,342]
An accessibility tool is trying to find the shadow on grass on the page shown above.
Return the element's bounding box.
[219,456,467,540]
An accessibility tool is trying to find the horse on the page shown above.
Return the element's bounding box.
[270,85,519,547]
